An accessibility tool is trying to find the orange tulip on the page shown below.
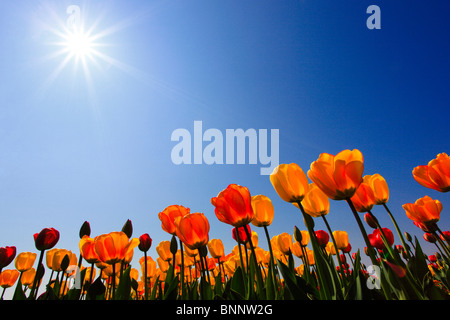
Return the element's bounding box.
[94,231,138,265]
[299,183,330,217]
[270,163,309,203]
[156,241,172,262]
[175,213,210,250]
[307,149,364,200]
[402,195,442,226]
[350,182,376,213]
[0,269,20,288]
[21,268,36,287]
[139,256,157,278]
[211,184,254,228]
[250,195,275,227]
[158,205,190,235]
[363,174,389,204]
[15,252,37,272]
[413,153,450,192]
[79,236,100,264]
[207,239,225,259]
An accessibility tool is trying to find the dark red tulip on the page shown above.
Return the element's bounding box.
[138,233,152,252]
[364,212,378,229]
[423,232,437,243]
[33,228,60,251]
[315,230,329,247]
[0,246,16,270]
[342,243,352,253]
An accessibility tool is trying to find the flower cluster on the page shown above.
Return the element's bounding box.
[1,150,449,300]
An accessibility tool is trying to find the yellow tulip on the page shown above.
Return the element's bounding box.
[207,239,225,259]
[332,231,349,251]
[363,174,389,205]
[299,183,330,217]
[250,195,275,227]
[270,163,309,203]
[276,233,293,255]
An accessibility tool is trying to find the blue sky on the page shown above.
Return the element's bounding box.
[0,0,449,296]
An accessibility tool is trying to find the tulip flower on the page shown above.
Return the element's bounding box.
[33,228,60,251]
[369,228,394,250]
[276,233,293,255]
[0,269,20,289]
[207,239,225,260]
[0,246,16,272]
[15,252,37,272]
[270,163,309,203]
[412,153,450,192]
[402,196,442,226]
[307,149,364,201]
[350,182,376,213]
[299,183,330,217]
[156,241,172,262]
[79,236,100,264]
[315,230,329,247]
[332,231,349,251]
[363,174,389,205]
[250,194,274,227]
[175,213,210,250]
[21,268,36,287]
[423,232,437,243]
[211,184,254,228]
[232,225,251,244]
[138,234,152,252]
[158,205,190,235]
[94,231,139,265]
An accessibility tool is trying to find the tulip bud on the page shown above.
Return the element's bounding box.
[170,235,178,255]
[303,213,315,229]
[404,232,412,242]
[138,233,152,252]
[428,255,437,263]
[79,221,91,239]
[121,219,133,238]
[293,226,302,244]
[364,212,378,229]
[315,230,329,247]
[60,254,70,271]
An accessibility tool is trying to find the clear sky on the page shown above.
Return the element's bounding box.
[0,0,449,297]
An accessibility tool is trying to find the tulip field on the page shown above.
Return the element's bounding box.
[1,149,449,301]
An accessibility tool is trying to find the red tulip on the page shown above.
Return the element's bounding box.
[342,243,352,253]
[33,228,60,251]
[0,246,16,270]
[232,225,251,244]
[423,232,437,243]
[138,234,152,252]
[428,255,437,263]
[315,230,329,247]
[369,228,394,250]
[440,231,450,242]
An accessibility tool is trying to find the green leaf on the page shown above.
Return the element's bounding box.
[276,258,308,300]
[115,266,132,300]
[199,277,213,300]
[87,276,106,300]
[230,266,246,298]
[12,282,27,300]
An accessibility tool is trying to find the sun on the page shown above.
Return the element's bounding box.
[63,29,95,59]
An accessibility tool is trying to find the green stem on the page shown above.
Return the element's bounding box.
[30,250,44,300]
[346,198,378,267]
[144,252,148,300]
[235,228,246,273]
[382,203,410,258]
[321,215,346,283]
[179,239,185,298]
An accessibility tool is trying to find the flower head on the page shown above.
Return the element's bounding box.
[413,153,450,192]
[308,149,364,200]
